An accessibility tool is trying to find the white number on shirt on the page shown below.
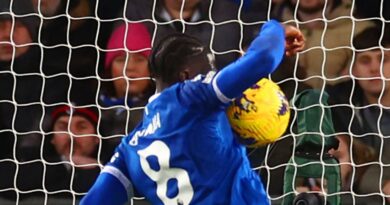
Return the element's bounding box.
[137,140,194,205]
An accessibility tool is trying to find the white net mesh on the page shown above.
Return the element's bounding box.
[0,0,389,204]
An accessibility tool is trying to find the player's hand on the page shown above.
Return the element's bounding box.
[283,25,305,57]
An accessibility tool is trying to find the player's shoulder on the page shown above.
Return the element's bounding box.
[178,70,225,109]
[188,70,217,85]
[179,70,217,93]
[159,71,217,99]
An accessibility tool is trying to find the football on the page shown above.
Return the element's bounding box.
[226,78,290,148]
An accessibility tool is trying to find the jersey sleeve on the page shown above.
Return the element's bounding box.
[80,143,134,205]
[80,172,130,205]
[102,144,134,195]
[179,71,226,110]
[179,20,284,110]
[214,20,285,101]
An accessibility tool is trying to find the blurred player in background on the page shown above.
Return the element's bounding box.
[81,19,304,205]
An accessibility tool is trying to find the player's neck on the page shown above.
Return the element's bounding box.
[155,79,171,93]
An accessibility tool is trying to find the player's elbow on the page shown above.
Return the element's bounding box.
[264,41,285,72]
[79,194,91,205]
[245,40,284,75]
[252,48,284,75]
[263,53,281,74]
[80,193,110,205]
[79,189,107,205]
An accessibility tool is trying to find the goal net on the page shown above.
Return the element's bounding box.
[0,0,388,204]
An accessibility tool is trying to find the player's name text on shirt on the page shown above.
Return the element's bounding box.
[129,112,161,146]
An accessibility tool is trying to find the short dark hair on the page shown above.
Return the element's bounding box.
[353,25,390,50]
[149,33,210,85]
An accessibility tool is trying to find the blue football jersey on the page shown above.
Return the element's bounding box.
[103,71,269,205]
[81,19,285,205]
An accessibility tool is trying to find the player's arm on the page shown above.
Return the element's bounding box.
[213,20,303,102]
[80,171,130,205]
[80,150,133,205]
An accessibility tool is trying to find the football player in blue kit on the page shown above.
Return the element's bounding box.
[81,20,304,205]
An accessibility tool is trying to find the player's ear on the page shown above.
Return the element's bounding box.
[179,69,190,82]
